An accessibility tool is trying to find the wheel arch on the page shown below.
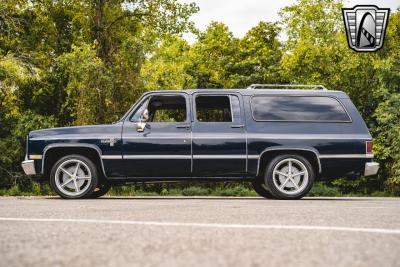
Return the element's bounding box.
[256,146,321,177]
[42,143,107,179]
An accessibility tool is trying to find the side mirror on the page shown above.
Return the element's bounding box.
[136,109,149,132]
[136,121,146,132]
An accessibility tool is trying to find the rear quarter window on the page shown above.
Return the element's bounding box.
[251,96,351,122]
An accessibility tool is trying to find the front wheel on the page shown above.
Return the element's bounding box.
[50,155,99,199]
[264,154,315,200]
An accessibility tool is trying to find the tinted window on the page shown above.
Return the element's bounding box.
[148,95,187,122]
[251,96,350,122]
[196,95,241,122]
[131,95,187,122]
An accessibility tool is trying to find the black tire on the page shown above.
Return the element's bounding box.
[50,154,99,199]
[264,154,315,200]
[90,181,111,198]
[251,178,277,199]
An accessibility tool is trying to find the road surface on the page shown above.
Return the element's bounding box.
[0,196,399,267]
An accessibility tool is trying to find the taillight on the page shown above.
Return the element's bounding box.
[366,141,373,154]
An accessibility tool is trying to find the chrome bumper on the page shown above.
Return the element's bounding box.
[364,162,379,176]
[21,160,36,175]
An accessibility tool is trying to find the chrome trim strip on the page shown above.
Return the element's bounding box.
[193,155,246,159]
[319,154,374,159]
[42,143,108,178]
[246,134,371,140]
[31,137,100,141]
[247,155,259,159]
[190,130,193,173]
[256,147,322,176]
[122,155,248,159]
[245,126,249,173]
[123,155,248,160]
[101,155,123,160]
[33,135,371,141]
[124,155,191,159]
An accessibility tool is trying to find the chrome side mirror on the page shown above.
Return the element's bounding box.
[136,121,146,132]
[136,109,149,132]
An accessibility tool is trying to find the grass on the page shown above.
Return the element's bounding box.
[0,183,54,196]
[0,181,396,197]
[107,183,259,197]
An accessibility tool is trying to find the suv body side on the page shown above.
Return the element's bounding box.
[23,89,375,182]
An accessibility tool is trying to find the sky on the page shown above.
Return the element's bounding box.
[180,0,399,43]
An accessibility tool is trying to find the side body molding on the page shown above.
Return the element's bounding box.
[41,143,107,177]
[256,146,322,176]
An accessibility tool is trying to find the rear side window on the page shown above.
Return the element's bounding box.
[196,95,241,122]
[251,96,351,122]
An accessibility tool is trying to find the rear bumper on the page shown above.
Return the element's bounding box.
[364,162,379,176]
[21,160,36,175]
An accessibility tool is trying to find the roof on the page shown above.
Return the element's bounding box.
[144,88,349,98]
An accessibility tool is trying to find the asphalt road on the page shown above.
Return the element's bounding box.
[0,197,399,267]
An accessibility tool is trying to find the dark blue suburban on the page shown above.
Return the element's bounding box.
[21,84,379,199]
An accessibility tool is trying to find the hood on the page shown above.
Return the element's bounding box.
[29,123,122,140]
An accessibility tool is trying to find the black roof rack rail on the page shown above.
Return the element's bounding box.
[246,84,328,90]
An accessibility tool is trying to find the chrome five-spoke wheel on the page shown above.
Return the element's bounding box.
[50,155,98,199]
[55,159,92,196]
[265,154,315,200]
[272,158,309,195]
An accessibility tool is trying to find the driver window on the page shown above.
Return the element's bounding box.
[131,95,187,122]
[148,95,187,122]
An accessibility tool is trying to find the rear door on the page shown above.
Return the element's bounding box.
[191,93,247,177]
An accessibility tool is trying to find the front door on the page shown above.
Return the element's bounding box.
[191,93,247,177]
[121,93,191,177]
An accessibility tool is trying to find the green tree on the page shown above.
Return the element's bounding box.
[188,22,239,88]
[0,0,198,189]
[232,21,283,87]
[141,35,195,90]
[279,0,400,193]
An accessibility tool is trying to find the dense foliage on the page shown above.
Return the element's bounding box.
[0,0,399,195]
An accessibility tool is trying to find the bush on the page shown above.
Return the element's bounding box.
[182,186,210,196]
[385,177,400,196]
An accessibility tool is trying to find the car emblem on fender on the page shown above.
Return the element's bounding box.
[342,5,390,52]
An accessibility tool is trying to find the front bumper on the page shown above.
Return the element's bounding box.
[364,162,379,176]
[21,160,36,175]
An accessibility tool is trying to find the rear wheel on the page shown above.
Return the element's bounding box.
[50,155,98,199]
[264,154,314,200]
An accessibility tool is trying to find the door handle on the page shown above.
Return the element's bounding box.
[230,124,244,128]
[176,124,191,129]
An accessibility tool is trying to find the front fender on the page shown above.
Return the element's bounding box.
[41,143,106,177]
